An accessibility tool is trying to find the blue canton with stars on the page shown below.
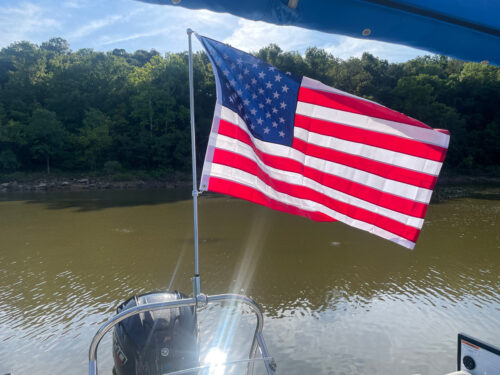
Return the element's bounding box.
[198,35,301,147]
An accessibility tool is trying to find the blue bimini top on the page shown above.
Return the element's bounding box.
[138,0,500,66]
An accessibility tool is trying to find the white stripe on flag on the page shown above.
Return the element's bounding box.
[295,101,450,148]
[211,133,425,229]
[294,126,443,176]
[218,105,434,203]
[301,76,380,104]
[208,162,416,249]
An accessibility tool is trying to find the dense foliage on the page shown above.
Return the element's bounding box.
[0,38,498,177]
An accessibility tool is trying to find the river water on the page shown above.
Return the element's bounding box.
[0,186,498,375]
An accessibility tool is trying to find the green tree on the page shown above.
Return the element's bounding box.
[0,37,498,176]
[0,118,26,171]
[26,108,68,174]
[78,109,112,170]
[41,37,70,55]
[0,149,20,172]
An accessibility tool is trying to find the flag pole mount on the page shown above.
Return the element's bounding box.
[187,28,201,301]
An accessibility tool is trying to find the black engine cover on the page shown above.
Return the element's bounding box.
[112,291,199,375]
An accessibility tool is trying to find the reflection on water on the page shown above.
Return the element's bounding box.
[0,186,499,374]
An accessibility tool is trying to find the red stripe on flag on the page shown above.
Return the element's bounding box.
[217,119,429,218]
[293,138,438,190]
[218,119,253,147]
[294,114,447,162]
[212,148,422,242]
[208,176,335,222]
[298,86,431,129]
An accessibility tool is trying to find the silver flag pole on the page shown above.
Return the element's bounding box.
[187,28,201,298]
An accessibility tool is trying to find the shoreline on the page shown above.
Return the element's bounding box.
[0,173,499,194]
[436,175,500,185]
[0,175,192,193]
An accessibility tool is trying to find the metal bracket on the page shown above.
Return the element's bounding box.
[196,293,208,307]
[287,0,299,9]
[192,275,201,299]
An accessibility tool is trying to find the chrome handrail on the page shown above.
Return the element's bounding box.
[163,356,274,375]
[88,293,276,375]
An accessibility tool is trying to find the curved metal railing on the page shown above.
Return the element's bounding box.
[88,293,276,375]
[163,356,274,375]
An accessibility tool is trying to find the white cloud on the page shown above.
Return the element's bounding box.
[223,18,427,62]
[0,3,60,47]
[322,37,430,62]
[62,0,87,9]
[94,6,239,51]
[69,14,124,39]
[145,7,238,36]
[0,0,428,62]
[100,29,168,46]
[223,19,317,53]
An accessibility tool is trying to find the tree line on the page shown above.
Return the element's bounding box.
[0,37,498,178]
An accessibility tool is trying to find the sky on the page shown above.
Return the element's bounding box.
[0,0,430,62]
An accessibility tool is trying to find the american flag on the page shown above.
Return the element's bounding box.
[197,34,450,249]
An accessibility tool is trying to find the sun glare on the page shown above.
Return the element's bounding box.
[204,347,228,375]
